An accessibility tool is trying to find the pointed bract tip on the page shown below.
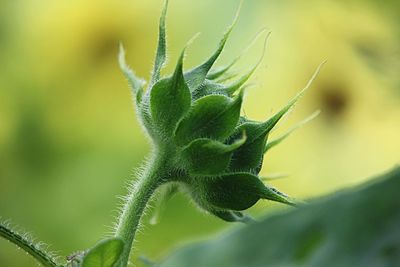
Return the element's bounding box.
[264,109,321,153]
[257,31,271,66]
[301,61,325,95]
[207,28,268,81]
[151,0,169,85]
[176,33,202,70]
[118,43,146,100]
[262,186,297,206]
[231,0,243,30]
[246,28,269,54]
[224,31,270,95]
[118,43,126,66]
[162,0,169,18]
[234,86,246,103]
[260,173,290,181]
[261,63,325,132]
[288,61,326,108]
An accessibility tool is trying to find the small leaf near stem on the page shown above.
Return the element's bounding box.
[82,238,124,267]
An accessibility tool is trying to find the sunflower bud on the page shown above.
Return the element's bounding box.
[119,0,321,223]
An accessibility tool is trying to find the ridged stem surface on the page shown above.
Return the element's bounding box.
[115,153,168,267]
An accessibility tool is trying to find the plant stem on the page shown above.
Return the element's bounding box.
[115,153,168,267]
[0,223,59,267]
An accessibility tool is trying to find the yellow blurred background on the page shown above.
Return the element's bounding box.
[0,0,399,266]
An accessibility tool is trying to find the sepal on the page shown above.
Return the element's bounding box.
[228,121,269,174]
[196,172,267,211]
[175,93,243,146]
[181,133,246,175]
[150,49,191,136]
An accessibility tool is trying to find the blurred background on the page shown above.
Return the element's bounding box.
[0,0,399,266]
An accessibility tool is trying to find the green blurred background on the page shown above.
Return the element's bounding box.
[0,0,399,266]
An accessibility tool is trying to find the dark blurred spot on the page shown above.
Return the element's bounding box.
[318,84,350,119]
[11,103,56,177]
[294,224,325,263]
[381,244,400,261]
[352,40,385,73]
[89,30,121,63]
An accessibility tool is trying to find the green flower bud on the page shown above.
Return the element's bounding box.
[119,0,322,223]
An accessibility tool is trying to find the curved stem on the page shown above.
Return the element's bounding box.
[114,153,168,267]
[0,223,60,267]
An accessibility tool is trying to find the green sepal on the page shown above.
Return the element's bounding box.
[209,209,255,224]
[151,0,168,85]
[81,238,124,267]
[228,121,269,174]
[175,93,243,146]
[260,173,289,181]
[200,172,268,211]
[261,185,296,206]
[191,79,227,100]
[184,2,241,91]
[181,133,246,175]
[118,44,145,104]
[150,49,191,136]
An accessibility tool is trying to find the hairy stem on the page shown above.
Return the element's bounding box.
[115,153,168,267]
[0,223,59,267]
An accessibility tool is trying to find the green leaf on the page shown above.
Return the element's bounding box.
[184,2,241,91]
[175,93,243,146]
[181,134,246,175]
[82,238,124,267]
[150,49,191,135]
[200,172,281,211]
[159,168,400,267]
[151,0,168,85]
[191,79,227,100]
[118,44,146,103]
[228,121,270,174]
